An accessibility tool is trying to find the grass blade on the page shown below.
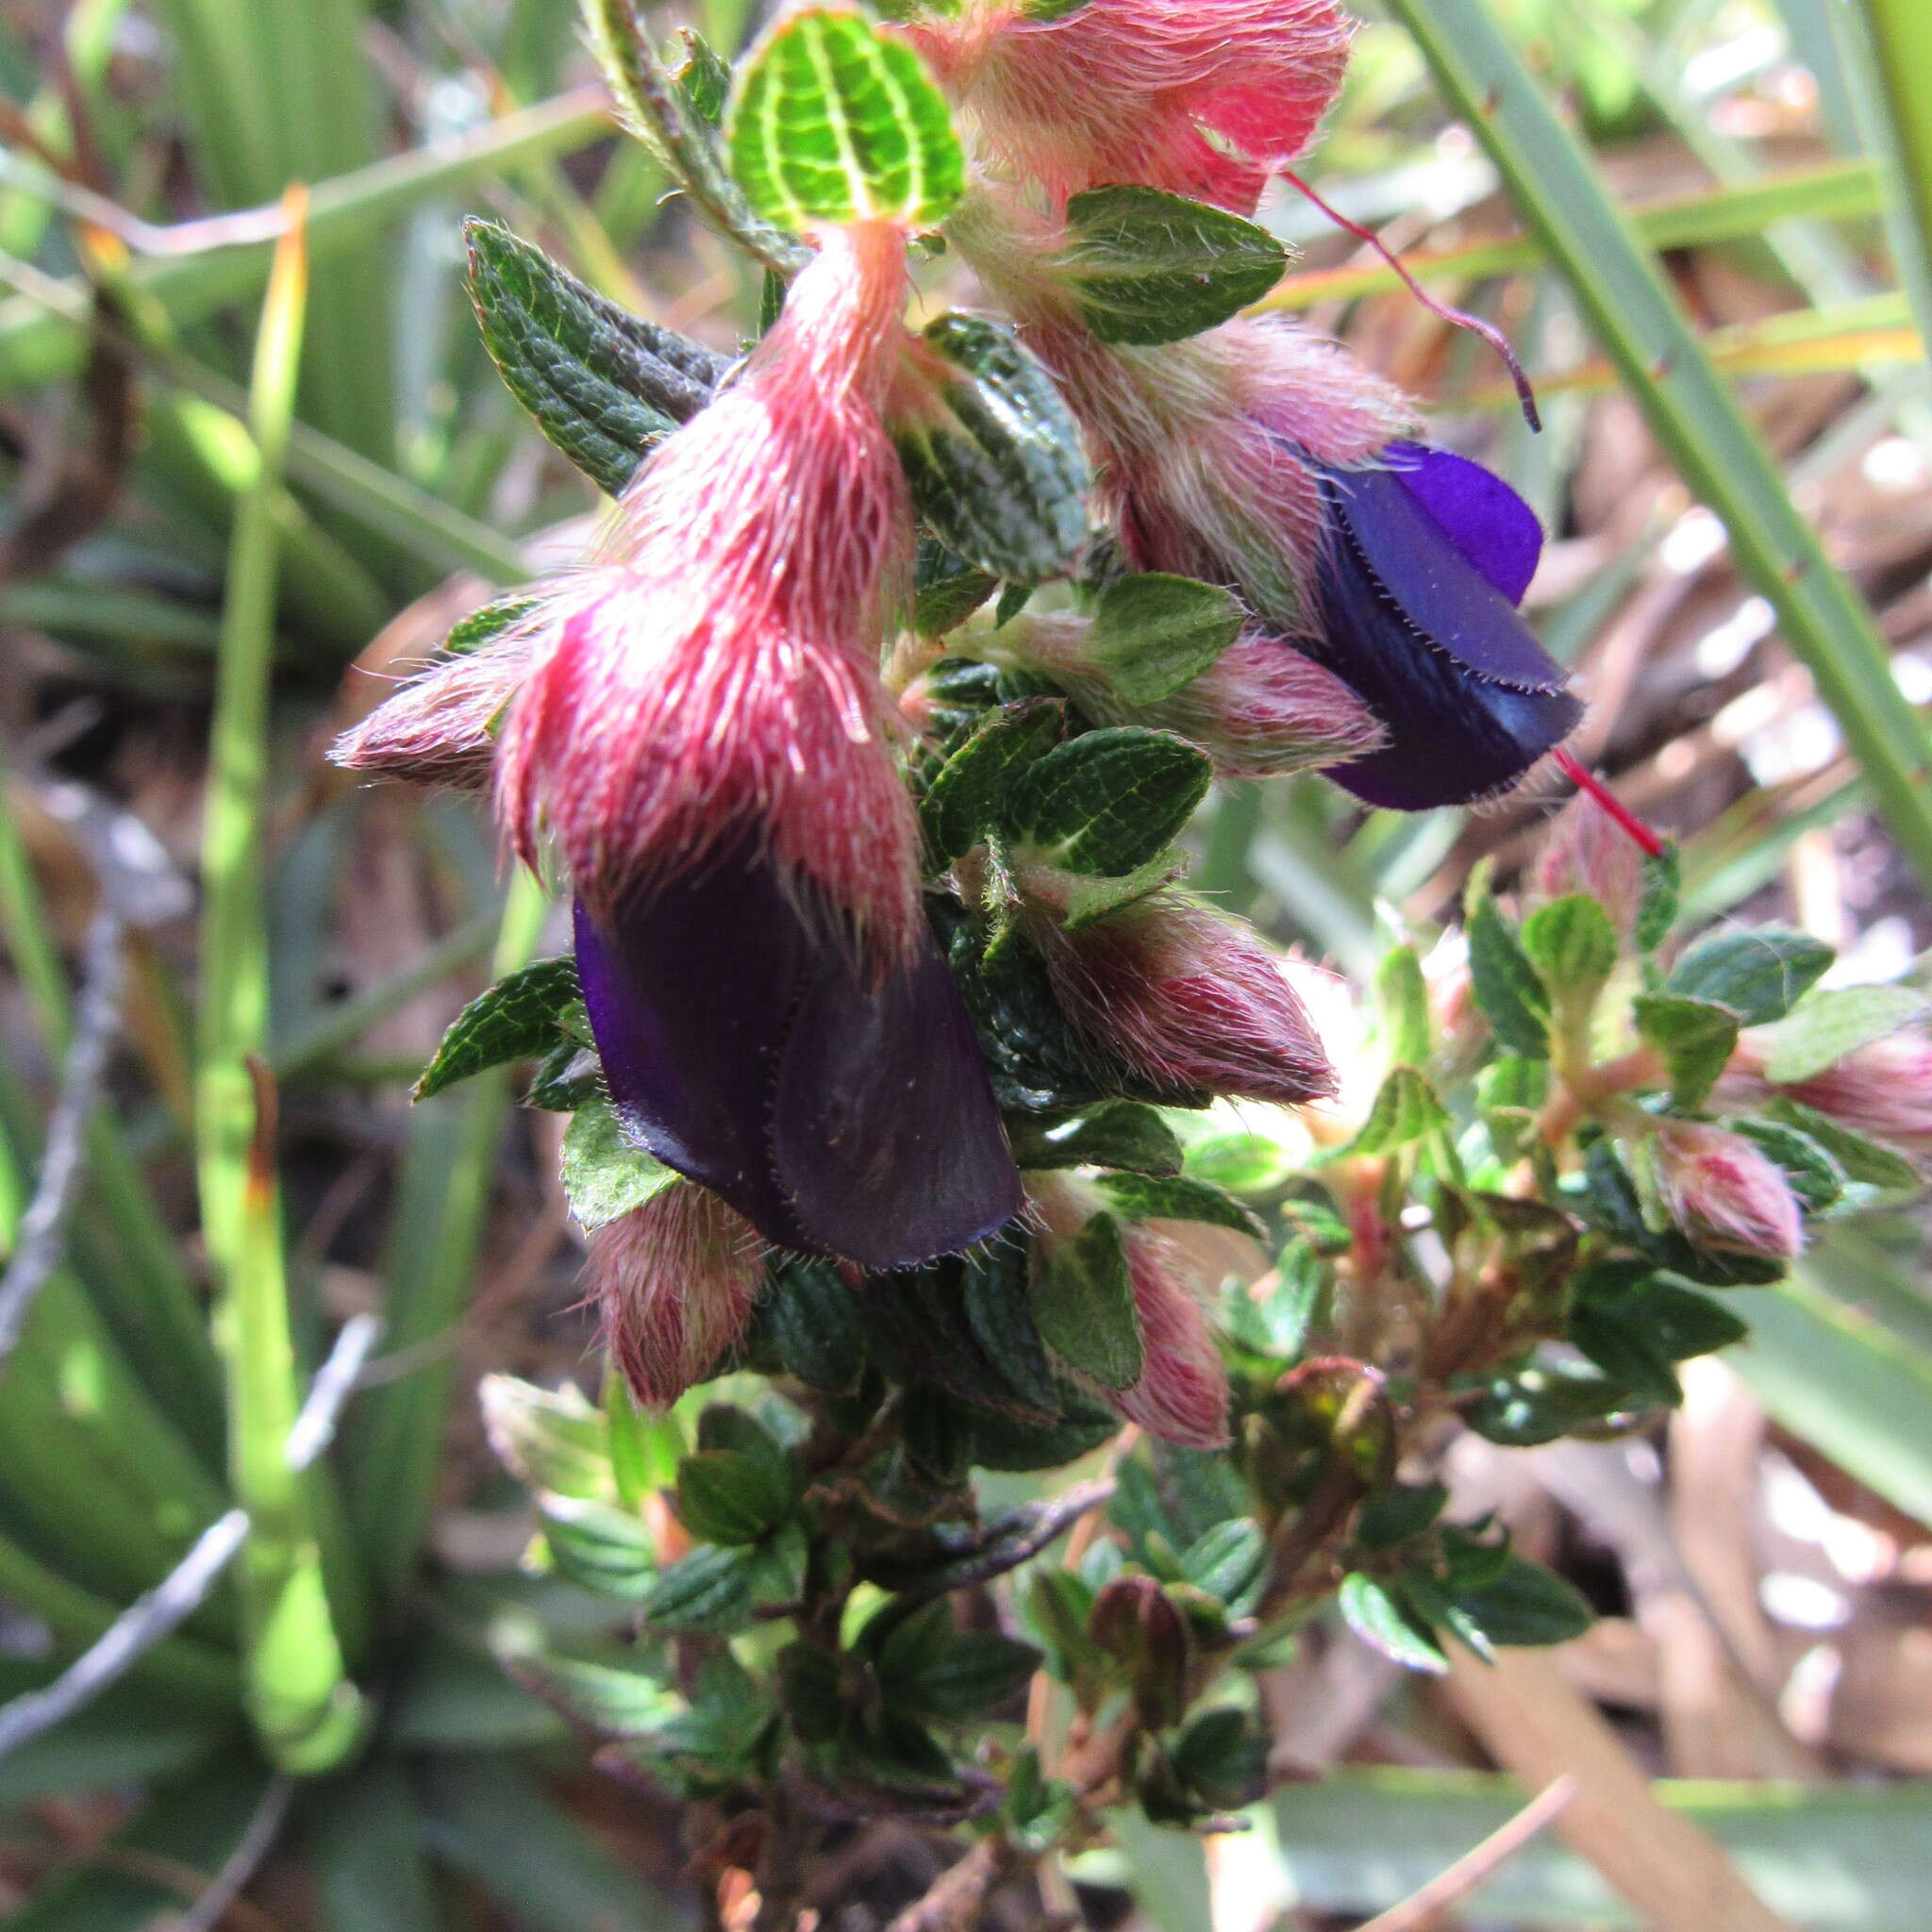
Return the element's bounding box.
[193,192,361,1773]
[1384,0,1932,896]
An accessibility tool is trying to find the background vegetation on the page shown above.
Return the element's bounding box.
[0,0,1927,1925]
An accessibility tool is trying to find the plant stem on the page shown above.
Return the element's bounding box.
[194,191,361,1774]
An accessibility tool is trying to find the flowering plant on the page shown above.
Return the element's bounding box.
[334,0,1931,1912]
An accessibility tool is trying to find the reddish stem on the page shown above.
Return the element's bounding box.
[1280,169,1541,433]
[1552,745,1665,858]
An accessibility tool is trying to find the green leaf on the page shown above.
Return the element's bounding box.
[1356,1481,1448,1553]
[1730,1117,1846,1215]
[1635,841,1681,951]
[1058,185,1289,344]
[1633,992,1740,1110]
[1375,942,1431,1072]
[1095,1171,1266,1238]
[414,956,581,1100]
[1179,1518,1267,1610]
[465,220,726,497]
[1465,1359,1628,1446]
[1756,983,1929,1084]
[1520,894,1619,1002]
[560,1096,678,1232]
[1003,727,1211,876]
[893,314,1090,583]
[921,695,1064,867]
[1759,1098,1922,1192]
[1664,925,1836,1025]
[1348,1067,1451,1156]
[765,1257,869,1393]
[446,591,539,657]
[537,1495,658,1601]
[913,540,1000,636]
[674,26,732,125]
[641,1543,761,1634]
[777,1641,847,1743]
[526,1038,601,1112]
[1340,1572,1448,1674]
[675,1450,792,1546]
[1007,1102,1186,1176]
[1184,1129,1294,1194]
[478,1374,615,1504]
[880,1625,1043,1722]
[1445,1555,1592,1650]
[960,1243,1064,1414]
[1080,574,1245,705]
[1169,1706,1270,1811]
[727,9,963,229]
[511,1650,679,1740]
[1035,1211,1141,1389]
[1464,889,1550,1058]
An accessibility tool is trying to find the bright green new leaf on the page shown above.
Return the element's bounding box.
[561,1095,678,1231]
[1756,983,1928,1084]
[1003,727,1211,876]
[1632,992,1740,1110]
[728,9,964,230]
[1520,894,1619,1003]
[414,955,581,1100]
[1080,574,1245,705]
[1349,1068,1451,1156]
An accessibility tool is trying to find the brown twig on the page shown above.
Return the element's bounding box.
[884,1838,1006,1932]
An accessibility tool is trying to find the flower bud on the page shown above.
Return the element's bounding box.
[902,0,1351,214]
[331,628,526,791]
[591,1180,764,1409]
[1039,892,1336,1107]
[1002,615,1384,779]
[1722,1031,1932,1159]
[1528,791,1644,940]
[1026,1174,1232,1449]
[1090,1573,1191,1729]
[1650,1120,1804,1260]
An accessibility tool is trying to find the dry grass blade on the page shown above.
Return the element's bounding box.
[1442,1646,1803,1932]
[1351,1775,1575,1932]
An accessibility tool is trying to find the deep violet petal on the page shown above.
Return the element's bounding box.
[1309,528,1582,811]
[773,927,1023,1271]
[574,864,814,1250]
[1384,442,1543,607]
[574,849,1020,1268]
[1325,465,1568,693]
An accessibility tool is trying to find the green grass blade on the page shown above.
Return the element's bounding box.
[0,90,610,394]
[1839,2,1932,361]
[1262,160,1881,311]
[345,871,549,1612]
[194,198,361,1774]
[1384,0,1932,896]
[1272,1768,1932,1928]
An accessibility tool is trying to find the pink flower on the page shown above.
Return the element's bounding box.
[902,0,1351,213]
[496,221,924,957]
[1037,891,1337,1106]
[1651,1120,1804,1260]
[1724,1031,1932,1159]
[591,1180,765,1410]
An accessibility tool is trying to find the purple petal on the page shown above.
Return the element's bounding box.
[1309,512,1582,811]
[574,847,1019,1269]
[1325,464,1566,693]
[1385,442,1543,607]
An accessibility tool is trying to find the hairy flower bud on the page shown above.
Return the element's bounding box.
[497,221,923,956]
[1027,1173,1232,1449]
[591,1180,764,1409]
[1722,1031,1932,1159]
[332,627,527,791]
[1090,1573,1192,1728]
[1651,1120,1804,1260]
[1038,892,1337,1107]
[1528,791,1645,939]
[997,614,1384,778]
[901,0,1350,213]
